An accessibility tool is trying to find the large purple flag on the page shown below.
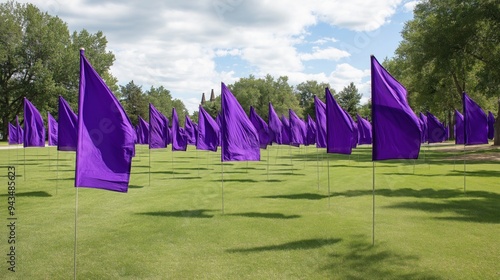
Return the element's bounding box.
[325,88,353,154]
[463,92,488,145]
[75,50,135,193]
[426,112,446,143]
[289,109,305,146]
[356,114,372,145]
[487,111,495,140]
[371,55,422,160]
[455,110,464,145]
[268,102,282,144]
[280,114,291,145]
[249,106,270,149]
[57,96,78,151]
[47,112,58,146]
[197,105,220,152]
[136,116,149,144]
[306,115,317,146]
[171,107,187,151]
[221,82,260,161]
[149,104,169,149]
[8,123,18,144]
[15,116,23,144]
[184,116,197,145]
[23,98,45,147]
[314,96,327,148]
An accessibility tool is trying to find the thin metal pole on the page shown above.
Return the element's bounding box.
[267,147,270,181]
[74,187,79,280]
[289,145,293,174]
[316,147,320,191]
[148,148,151,187]
[327,154,330,208]
[171,149,174,179]
[23,147,26,181]
[221,160,224,214]
[197,149,199,177]
[372,161,375,246]
[56,150,59,195]
[463,145,466,193]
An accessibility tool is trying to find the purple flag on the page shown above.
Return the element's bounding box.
[280,114,291,145]
[221,82,260,161]
[487,111,495,140]
[171,107,187,151]
[314,96,327,148]
[419,112,428,143]
[8,123,18,144]
[149,104,169,149]
[75,50,135,193]
[344,110,358,148]
[454,110,464,145]
[268,102,282,144]
[15,116,23,144]
[197,105,220,152]
[23,98,45,147]
[184,116,197,145]
[47,112,58,146]
[356,114,372,145]
[289,109,305,146]
[463,92,488,145]
[57,96,78,151]
[426,112,446,143]
[136,116,149,144]
[306,115,317,146]
[326,88,353,154]
[371,55,422,160]
[249,106,270,149]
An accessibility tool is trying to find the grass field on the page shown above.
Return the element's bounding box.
[0,143,499,279]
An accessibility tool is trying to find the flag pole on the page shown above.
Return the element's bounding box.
[372,161,375,246]
[56,150,59,195]
[221,160,224,214]
[23,147,26,180]
[289,145,293,174]
[197,149,199,177]
[316,147,320,191]
[463,144,466,193]
[73,187,79,280]
[171,149,174,179]
[148,148,151,187]
[327,153,331,208]
[267,147,270,181]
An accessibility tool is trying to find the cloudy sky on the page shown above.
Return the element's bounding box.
[16,0,419,113]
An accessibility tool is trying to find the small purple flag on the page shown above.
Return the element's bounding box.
[326,88,353,154]
[306,115,317,146]
[463,92,488,145]
[75,50,135,193]
[371,55,421,160]
[197,105,220,152]
[58,96,78,151]
[344,110,358,148]
[419,113,428,143]
[149,104,170,149]
[289,109,305,146]
[184,116,197,145]
[426,112,446,143]
[47,112,58,146]
[171,107,187,151]
[356,114,372,145]
[249,106,270,149]
[221,82,260,161]
[314,96,327,148]
[16,116,23,144]
[268,102,282,144]
[454,110,464,145]
[8,123,18,145]
[280,114,291,145]
[136,116,149,144]
[487,111,495,140]
[23,98,45,147]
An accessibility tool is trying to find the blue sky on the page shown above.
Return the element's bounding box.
[14,0,419,113]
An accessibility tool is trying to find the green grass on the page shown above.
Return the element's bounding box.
[0,143,499,279]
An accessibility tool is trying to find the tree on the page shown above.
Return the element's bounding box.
[0,2,116,138]
[120,81,147,126]
[294,80,330,119]
[145,85,188,126]
[337,82,362,118]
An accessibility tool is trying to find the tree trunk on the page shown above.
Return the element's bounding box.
[494,98,500,146]
[448,110,454,140]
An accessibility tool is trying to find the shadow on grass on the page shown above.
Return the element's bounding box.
[0,191,51,197]
[264,179,285,182]
[323,236,439,279]
[270,172,305,176]
[174,167,211,171]
[137,209,214,218]
[47,177,74,181]
[227,238,341,253]
[134,171,189,175]
[173,176,202,180]
[129,185,144,189]
[227,212,301,219]
[335,188,500,200]
[261,193,327,200]
[211,178,259,183]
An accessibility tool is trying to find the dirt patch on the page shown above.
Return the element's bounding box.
[435,144,500,161]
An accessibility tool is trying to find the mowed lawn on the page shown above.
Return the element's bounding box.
[0,143,499,279]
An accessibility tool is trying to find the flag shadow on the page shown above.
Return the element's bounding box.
[261,193,328,200]
[226,238,341,253]
[0,191,51,197]
[227,212,301,219]
[137,209,214,218]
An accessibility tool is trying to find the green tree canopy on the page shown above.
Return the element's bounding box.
[294,80,330,120]
[336,82,362,118]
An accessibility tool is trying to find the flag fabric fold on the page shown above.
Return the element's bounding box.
[356,114,372,145]
[454,110,464,145]
[306,115,317,146]
[371,55,422,160]
[220,82,260,161]
[149,104,169,149]
[487,111,495,140]
[8,123,18,145]
[172,107,188,151]
[426,112,446,143]
[15,116,23,144]
[314,96,327,148]
[280,114,291,145]
[23,98,45,147]
[75,50,135,193]
[197,105,220,152]
[326,88,353,154]
[58,96,78,151]
[184,116,197,145]
[289,109,305,147]
[268,102,282,144]
[136,116,149,144]
[418,112,428,143]
[463,92,488,145]
[47,112,58,146]
[249,106,270,149]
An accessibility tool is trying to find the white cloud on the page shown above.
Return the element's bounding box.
[328,63,371,97]
[403,1,420,13]
[300,47,350,61]
[311,37,338,45]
